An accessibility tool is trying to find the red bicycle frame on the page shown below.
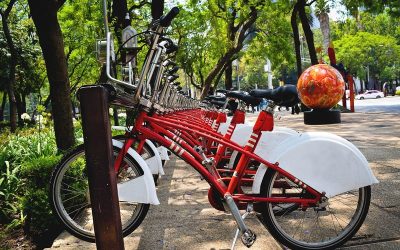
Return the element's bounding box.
[116,109,322,207]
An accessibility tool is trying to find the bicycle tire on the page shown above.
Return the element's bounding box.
[50,144,150,242]
[258,168,371,250]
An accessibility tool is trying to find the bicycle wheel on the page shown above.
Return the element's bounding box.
[258,168,371,250]
[50,144,150,242]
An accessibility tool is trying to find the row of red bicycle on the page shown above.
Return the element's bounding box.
[49,4,378,249]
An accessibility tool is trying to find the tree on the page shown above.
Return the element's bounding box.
[291,1,303,76]
[0,1,43,125]
[296,0,318,65]
[199,1,267,99]
[315,0,331,53]
[341,0,400,18]
[0,0,18,132]
[28,0,75,150]
[334,32,400,89]
[172,6,220,91]
[290,0,319,76]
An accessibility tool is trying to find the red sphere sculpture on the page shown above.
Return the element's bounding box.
[297,64,345,109]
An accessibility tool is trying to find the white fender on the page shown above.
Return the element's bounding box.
[230,124,253,146]
[113,140,160,205]
[111,126,164,176]
[218,122,229,135]
[217,117,232,134]
[144,139,165,175]
[157,146,170,161]
[252,132,378,198]
[227,127,298,169]
[112,125,133,131]
[253,127,299,156]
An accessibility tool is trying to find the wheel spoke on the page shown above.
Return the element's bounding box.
[51,147,149,241]
[261,171,370,249]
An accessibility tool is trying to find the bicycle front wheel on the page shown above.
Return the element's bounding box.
[259,168,371,250]
[50,144,149,242]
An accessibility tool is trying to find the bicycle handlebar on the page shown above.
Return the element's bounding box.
[160,7,180,27]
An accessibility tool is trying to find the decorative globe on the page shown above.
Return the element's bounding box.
[297,64,345,109]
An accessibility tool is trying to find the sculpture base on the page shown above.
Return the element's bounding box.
[304,109,341,125]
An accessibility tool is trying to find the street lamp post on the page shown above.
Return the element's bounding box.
[232,60,240,91]
[366,65,369,90]
[264,59,273,89]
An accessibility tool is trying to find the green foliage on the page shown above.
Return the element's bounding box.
[20,155,62,236]
[341,0,400,18]
[20,155,61,189]
[0,1,44,96]
[0,128,57,166]
[58,0,103,95]
[396,90,400,95]
[334,32,400,80]
[0,161,23,228]
[0,127,61,238]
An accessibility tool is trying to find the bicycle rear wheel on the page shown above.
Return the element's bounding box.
[50,144,149,242]
[258,168,371,250]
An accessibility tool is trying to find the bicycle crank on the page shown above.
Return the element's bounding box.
[225,195,257,248]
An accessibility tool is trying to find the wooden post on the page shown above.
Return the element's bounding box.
[78,85,124,250]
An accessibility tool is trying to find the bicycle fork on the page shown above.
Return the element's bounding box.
[225,195,256,248]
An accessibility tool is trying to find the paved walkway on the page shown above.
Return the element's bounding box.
[49,112,400,249]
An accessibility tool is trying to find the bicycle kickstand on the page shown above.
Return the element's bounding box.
[229,202,256,249]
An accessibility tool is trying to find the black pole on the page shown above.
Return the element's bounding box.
[151,0,164,19]
[78,85,124,250]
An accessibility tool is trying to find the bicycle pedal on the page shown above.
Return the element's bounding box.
[241,229,256,248]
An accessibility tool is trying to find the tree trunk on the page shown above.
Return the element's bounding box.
[28,0,75,150]
[298,0,318,65]
[224,64,233,90]
[0,93,6,121]
[224,13,236,91]
[113,108,119,126]
[15,93,24,126]
[21,93,26,114]
[201,50,237,99]
[1,6,18,132]
[214,64,229,90]
[291,2,302,77]
[318,11,330,54]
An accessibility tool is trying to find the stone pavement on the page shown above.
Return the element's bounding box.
[49,111,400,250]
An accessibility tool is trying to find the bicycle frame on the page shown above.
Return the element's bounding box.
[116,109,322,207]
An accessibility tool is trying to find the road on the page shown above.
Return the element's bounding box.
[345,96,400,114]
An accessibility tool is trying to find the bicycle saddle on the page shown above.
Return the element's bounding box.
[210,100,226,108]
[250,85,299,107]
[205,95,226,102]
[216,89,228,94]
[226,91,262,106]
